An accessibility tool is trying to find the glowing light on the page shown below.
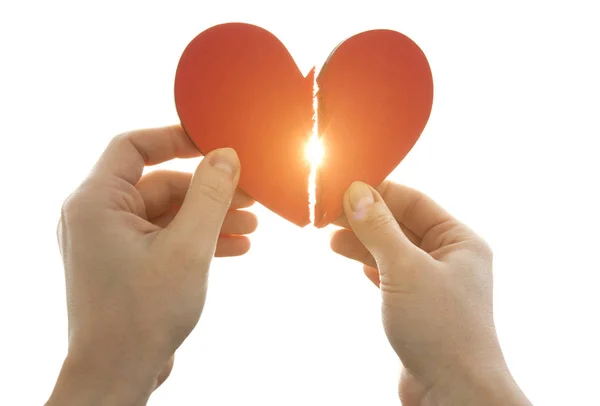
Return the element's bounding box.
[307,73,323,226]
[305,132,324,167]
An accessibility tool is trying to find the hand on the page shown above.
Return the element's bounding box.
[47,126,257,406]
[330,181,531,406]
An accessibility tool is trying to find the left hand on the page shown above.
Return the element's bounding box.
[46,125,257,406]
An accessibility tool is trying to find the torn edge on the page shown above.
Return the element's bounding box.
[307,66,319,226]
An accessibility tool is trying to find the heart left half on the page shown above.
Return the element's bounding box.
[175,23,314,227]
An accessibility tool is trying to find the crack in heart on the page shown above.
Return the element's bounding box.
[307,67,322,226]
[174,23,433,229]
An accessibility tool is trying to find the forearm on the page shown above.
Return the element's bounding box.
[46,353,158,406]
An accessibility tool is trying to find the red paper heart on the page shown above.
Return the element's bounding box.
[174,23,433,228]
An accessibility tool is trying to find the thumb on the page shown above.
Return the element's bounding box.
[167,148,240,254]
[344,182,423,283]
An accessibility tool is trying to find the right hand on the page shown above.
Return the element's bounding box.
[330,181,531,406]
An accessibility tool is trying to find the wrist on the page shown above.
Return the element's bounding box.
[430,356,531,406]
[46,351,161,406]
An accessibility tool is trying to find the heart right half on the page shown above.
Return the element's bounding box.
[315,30,434,227]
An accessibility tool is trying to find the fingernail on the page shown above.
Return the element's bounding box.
[348,182,374,217]
[209,148,239,178]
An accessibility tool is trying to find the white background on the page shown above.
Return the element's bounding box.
[1,1,599,404]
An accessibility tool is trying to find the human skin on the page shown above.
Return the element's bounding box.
[46,125,531,405]
[330,181,532,405]
[46,126,257,405]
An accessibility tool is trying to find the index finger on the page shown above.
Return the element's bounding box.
[91,125,201,185]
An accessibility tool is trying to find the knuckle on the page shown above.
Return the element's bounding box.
[430,219,459,247]
[365,210,394,234]
[112,131,132,146]
[108,132,129,150]
[60,191,84,222]
[59,179,105,225]
[475,237,493,261]
[111,131,148,162]
[460,236,494,266]
[110,178,144,214]
[195,178,231,205]
[142,169,170,182]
